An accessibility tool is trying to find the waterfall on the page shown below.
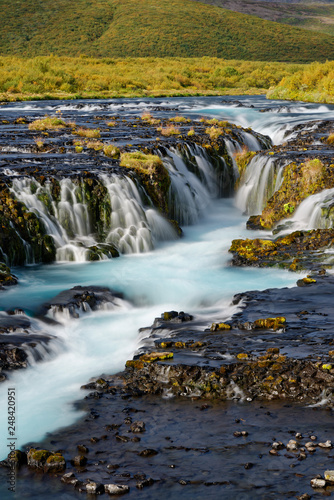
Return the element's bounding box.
[160,143,232,225]
[7,142,235,263]
[275,187,334,234]
[10,174,178,263]
[101,174,177,254]
[235,154,288,215]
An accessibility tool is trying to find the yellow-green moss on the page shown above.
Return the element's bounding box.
[140,351,174,363]
[120,151,163,175]
[253,317,286,330]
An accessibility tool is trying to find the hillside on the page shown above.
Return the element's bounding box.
[0,0,334,62]
[194,0,334,37]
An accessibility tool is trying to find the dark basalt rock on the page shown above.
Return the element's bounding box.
[39,285,125,319]
[229,229,334,271]
[0,262,18,289]
[0,311,54,380]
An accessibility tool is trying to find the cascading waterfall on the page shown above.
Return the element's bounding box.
[101,174,177,254]
[11,175,178,262]
[160,143,232,225]
[275,187,334,233]
[235,154,288,214]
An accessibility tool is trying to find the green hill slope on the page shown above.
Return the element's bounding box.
[0,0,334,62]
[193,0,334,37]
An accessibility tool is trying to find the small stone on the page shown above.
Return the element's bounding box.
[310,478,326,488]
[233,431,242,437]
[310,435,317,441]
[131,437,141,443]
[319,440,332,449]
[241,431,248,437]
[286,440,298,451]
[244,462,254,469]
[272,441,284,450]
[269,449,279,456]
[116,435,129,443]
[72,455,87,467]
[86,482,105,494]
[297,495,311,500]
[324,470,334,482]
[298,452,307,461]
[138,449,158,457]
[136,478,154,489]
[124,417,132,424]
[107,464,120,470]
[178,479,188,485]
[90,437,100,443]
[295,433,303,439]
[130,421,146,433]
[104,484,130,495]
[61,472,76,484]
[134,473,146,480]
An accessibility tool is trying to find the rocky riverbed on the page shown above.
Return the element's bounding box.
[2,273,334,498]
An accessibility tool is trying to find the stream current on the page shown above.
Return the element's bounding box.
[1,95,334,499]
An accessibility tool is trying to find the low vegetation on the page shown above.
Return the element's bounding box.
[267,61,334,104]
[73,128,101,139]
[157,125,181,137]
[120,152,164,175]
[28,114,70,130]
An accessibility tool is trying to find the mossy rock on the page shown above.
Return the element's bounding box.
[140,351,174,363]
[210,322,231,332]
[253,317,286,331]
[254,159,334,229]
[230,229,334,271]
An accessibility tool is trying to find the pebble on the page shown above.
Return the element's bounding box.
[138,449,158,457]
[86,482,105,494]
[286,440,298,451]
[272,441,284,450]
[130,421,146,433]
[319,440,332,449]
[269,449,279,456]
[310,478,326,488]
[137,478,154,489]
[72,455,87,466]
[295,433,303,439]
[104,484,130,495]
[244,462,254,469]
[310,435,317,441]
[324,470,334,482]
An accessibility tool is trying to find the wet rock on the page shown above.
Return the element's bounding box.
[286,439,298,451]
[27,448,66,472]
[61,472,77,484]
[324,470,334,483]
[310,477,326,488]
[136,478,154,489]
[41,286,124,320]
[104,484,130,495]
[138,449,158,457]
[72,455,87,466]
[86,482,105,494]
[130,421,145,433]
[318,440,332,449]
[0,263,18,290]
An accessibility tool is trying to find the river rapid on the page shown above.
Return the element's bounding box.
[1,95,334,499]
